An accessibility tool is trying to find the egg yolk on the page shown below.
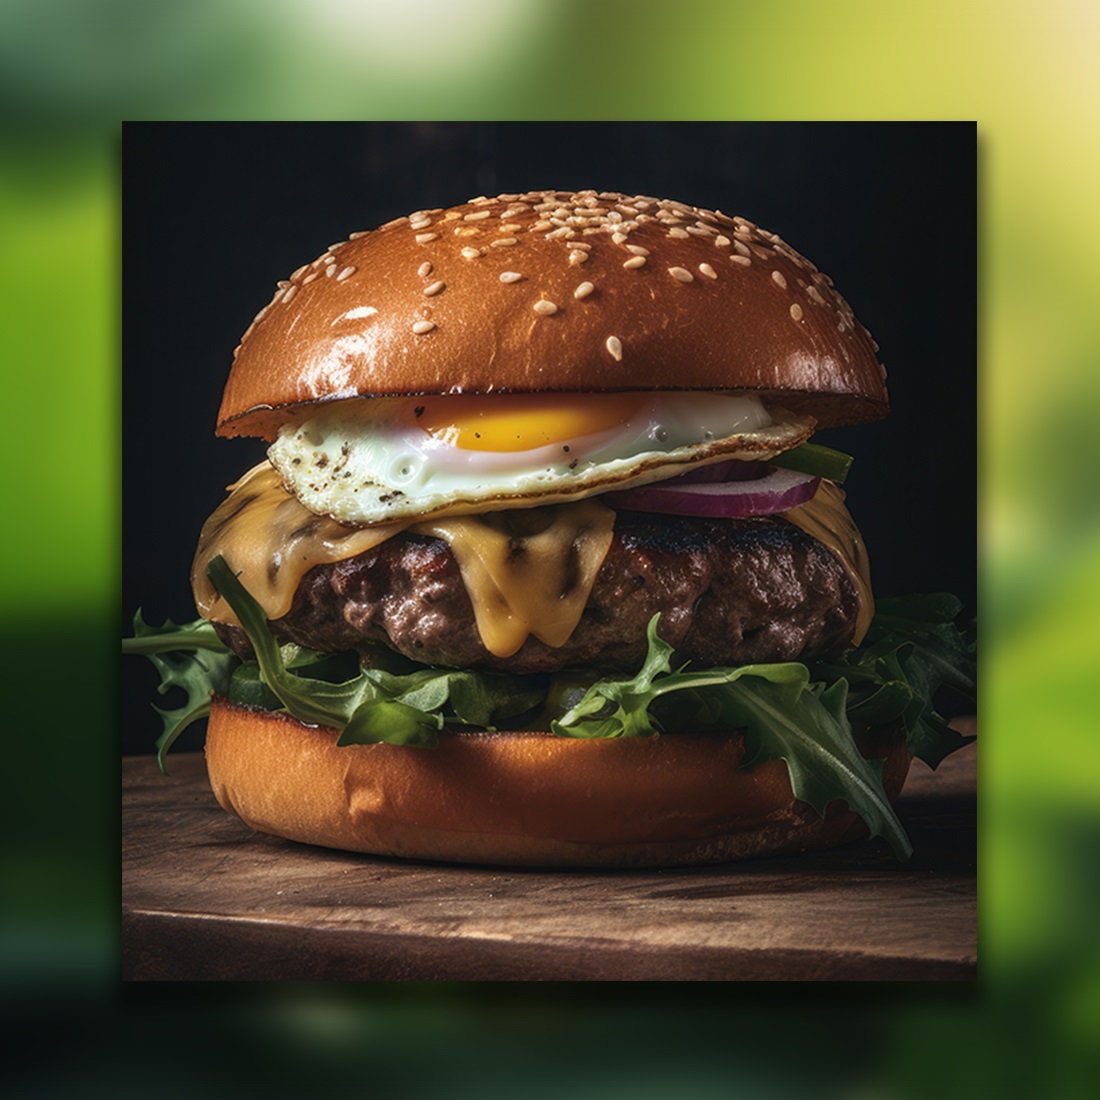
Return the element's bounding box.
[418,393,648,452]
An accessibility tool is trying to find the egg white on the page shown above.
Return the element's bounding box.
[268,393,814,526]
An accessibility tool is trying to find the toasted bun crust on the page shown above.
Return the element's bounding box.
[204,698,910,868]
[218,190,888,441]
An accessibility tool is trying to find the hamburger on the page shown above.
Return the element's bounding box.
[124,189,975,867]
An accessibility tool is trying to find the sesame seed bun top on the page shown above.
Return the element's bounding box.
[217,190,889,440]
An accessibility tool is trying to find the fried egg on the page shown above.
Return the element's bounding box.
[268,392,814,526]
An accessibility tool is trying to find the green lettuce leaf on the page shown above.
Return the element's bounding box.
[123,612,237,774]
[125,561,974,860]
[205,555,543,748]
[814,593,976,768]
[554,617,912,859]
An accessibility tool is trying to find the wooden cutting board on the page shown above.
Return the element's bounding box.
[122,741,975,981]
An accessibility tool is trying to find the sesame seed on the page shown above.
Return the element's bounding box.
[277,280,291,289]
[668,266,694,283]
[699,263,717,279]
[623,256,647,270]
[499,222,522,232]
[574,281,595,299]
[461,247,482,260]
[418,262,433,278]
[790,303,804,321]
[415,232,439,244]
[464,210,491,221]
[612,232,628,244]
[626,244,650,255]
[569,250,589,265]
[325,263,337,277]
[546,226,575,240]
[423,280,445,297]
[291,265,308,281]
[282,284,298,303]
[807,285,826,304]
[456,227,479,238]
[336,266,356,281]
[534,299,558,315]
[714,236,731,248]
[302,272,319,285]
[606,336,623,362]
[409,219,432,231]
[531,220,552,231]
[499,271,524,283]
[491,237,518,248]
[570,241,592,250]
[771,270,788,290]
[667,227,691,239]
[412,321,436,335]
[349,231,368,240]
[730,255,751,267]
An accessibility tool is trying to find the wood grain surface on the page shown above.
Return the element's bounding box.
[122,740,976,981]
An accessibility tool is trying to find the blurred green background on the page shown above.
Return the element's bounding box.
[3,0,1098,1093]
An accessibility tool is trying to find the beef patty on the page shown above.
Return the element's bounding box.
[215,512,859,674]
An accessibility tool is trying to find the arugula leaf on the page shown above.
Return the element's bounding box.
[125,563,973,860]
[125,611,238,775]
[816,593,976,768]
[554,617,912,859]
[205,555,544,748]
[338,699,443,748]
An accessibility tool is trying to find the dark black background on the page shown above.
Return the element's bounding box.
[122,121,975,755]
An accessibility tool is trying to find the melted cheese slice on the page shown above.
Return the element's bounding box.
[192,464,410,629]
[783,480,874,644]
[421,504,615,657]
[191,463,615,658]
[192,462,869,660]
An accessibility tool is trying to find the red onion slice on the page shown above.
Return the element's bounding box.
[604,467,820,518]
[665,458,769,484]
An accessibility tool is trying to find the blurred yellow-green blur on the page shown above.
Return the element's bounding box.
[3,0,1099,1094]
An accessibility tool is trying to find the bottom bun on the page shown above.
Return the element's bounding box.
[204,698,910,868]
